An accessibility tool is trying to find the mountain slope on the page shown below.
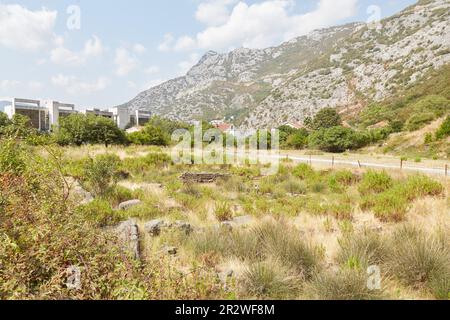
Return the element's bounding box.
[118,0,450,129]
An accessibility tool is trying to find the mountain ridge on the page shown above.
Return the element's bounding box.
[118,0,450,129]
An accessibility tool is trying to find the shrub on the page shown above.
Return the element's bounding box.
[214,201,234,222]
[127,125,169,146]
[387,226,450,299]
[401,174,444,200]
[103,185,136,207]
[253,222,323,278]
[311,108,342,130]
[337,230,387,269]
[306,269,384,300]
[435,115,450,140]
[358,170,393,195]
[55,114,126,147]
[280,178,307,195]
[242,261,300,299]
[308,126,364,153]
[81,154,122,197]
[292,164,315,180]
[0,139,27,175]
[406,112,435,131]
[328,170,358,192]
[371,190,409,222]
[76,199,123,227]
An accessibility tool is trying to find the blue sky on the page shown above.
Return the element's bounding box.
[0,0,417,109]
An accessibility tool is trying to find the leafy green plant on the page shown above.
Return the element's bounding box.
[358,170,393,195]
[81,154,122,197]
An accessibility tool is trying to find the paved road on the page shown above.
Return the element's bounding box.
[226,150,449,177]
[277,154,449,177]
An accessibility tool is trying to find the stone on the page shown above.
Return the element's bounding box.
[173,221,193,235]
[116,219,140,260]
[118,199,142,211]
[145,219,167,237]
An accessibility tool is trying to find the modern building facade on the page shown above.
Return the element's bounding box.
[2,97,152,131]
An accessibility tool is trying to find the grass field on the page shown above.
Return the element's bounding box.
[1,143,449,300]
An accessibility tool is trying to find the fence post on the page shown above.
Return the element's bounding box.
[358,160,362,169]
[332,156,335,168]
[309,155,312,166]
[446,164,448,177]
[400,159,404,170]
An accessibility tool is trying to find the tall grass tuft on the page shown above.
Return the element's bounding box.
[387,226,450,299]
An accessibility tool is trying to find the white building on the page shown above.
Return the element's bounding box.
[2,97,152,132]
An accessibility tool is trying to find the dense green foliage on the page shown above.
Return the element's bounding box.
[436,116,450,140]
[55,114,126,147]
[309,108,343,130]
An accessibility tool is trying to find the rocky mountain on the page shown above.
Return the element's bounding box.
[118,0,450,129]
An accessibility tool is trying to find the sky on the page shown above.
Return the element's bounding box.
[0,0,417,110]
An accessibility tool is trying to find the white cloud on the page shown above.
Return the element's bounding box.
[0,80,20,91]
[50,35,104,66]
[133,43,147,55]
[144,66,160,75]
[170,0,358,52]
[174,36,197,51]
[51,74,110,95]
[0,4,57,51]
[178,53,200,75]
[195,0,238,27]
[114,48,139,76]
[158,33,175,52]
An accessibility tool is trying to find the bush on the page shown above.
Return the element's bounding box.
[337,231,387,269]
[214,201,234,222]
[306,269,384,300]
[280,178,307,195]
[406,112,436,131]
[81,154,122,197]
[401,174,444,200]
[371,190,408,222]
[311,108,342,130]
[127,125,170,146]
[55,114,126,147]
[358,170,393,195]
[253,222,323,278]
[308,126,364,153]
[0,139,27,175]
[242,261,300,299]
[292,164,316,180]
[387,226,450,298]
[328,170,359,192]
[76,199,123,227]
[435,116,450,140]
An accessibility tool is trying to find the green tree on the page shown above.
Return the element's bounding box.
[88,115,126,147]
[127,124,169,146]
[308,126,363,153]
[0,112,10,128]
[0,114,34,139]
[55,114,89,146]
[312,108,342,130]
[55,114,126,147]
